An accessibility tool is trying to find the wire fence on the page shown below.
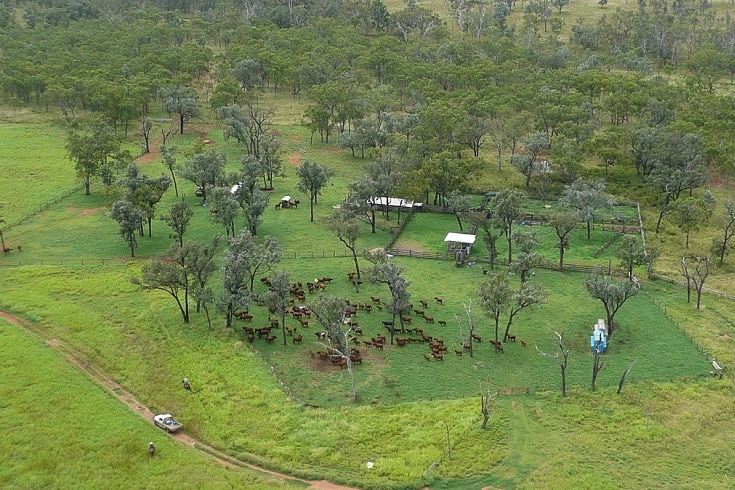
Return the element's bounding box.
[640,288,718,367]
[3,185,84,232]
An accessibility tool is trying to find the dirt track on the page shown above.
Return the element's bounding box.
[0,311,356,490]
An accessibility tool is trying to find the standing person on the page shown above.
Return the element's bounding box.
[182,377,191,391]
[148,442,155,457]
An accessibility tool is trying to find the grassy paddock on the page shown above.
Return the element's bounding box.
[0,124,78,228]
[2,79,735,487]
[0,316,304,490]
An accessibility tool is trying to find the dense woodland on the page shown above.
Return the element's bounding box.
[4,0,735,262]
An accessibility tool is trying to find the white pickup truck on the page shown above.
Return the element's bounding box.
[152,413,183,433]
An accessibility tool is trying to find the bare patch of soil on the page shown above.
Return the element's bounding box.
[134,124,213,165]
[77,207,106,217]
[0,310,356,490]
[391,240,428,252]
[287,153,301,167]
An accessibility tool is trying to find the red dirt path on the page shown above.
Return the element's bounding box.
[0,311,356,490]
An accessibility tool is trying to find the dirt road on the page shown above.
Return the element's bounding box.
[0,311,356,490]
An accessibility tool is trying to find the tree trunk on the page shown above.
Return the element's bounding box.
[481,397,490,429]
[559,245,565,271]
[225,307,233,328]
[204,304,212,329]
[592,348,604,390]
[281,311,287,346]
[507,233,513,265]
[351,248,361,279]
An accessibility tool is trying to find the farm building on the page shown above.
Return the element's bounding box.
[444,232,476,254]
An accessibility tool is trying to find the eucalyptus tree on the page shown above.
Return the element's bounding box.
[180,150,227,205]
[160,85,201,134]
[210,78,243,110]
[208,186,240,236]
[230,229,281,292]
[366,155,404,220]
[392,1,442,41]
[260,130,284,190]
[233,59,264,91]
[123,165,171,237]
[365,248,411,343]
[560,179,615,239]
[489,189,525,265]
[309,294,359,401]
[445,190,473,232]
[265,270,292,346]
[243,188,269,236]
[503,281,547,342]
[670,193,716,249]
[478,272,514,345]
[229,155,269,235]
[326,207,364,282]
[218,103,275,160]
[161,199,194,247]
[141,117,153,154]
[133,255,191,323]
[549,210,578,271]
[712,199,735,265]
[525,0,551,32]
[615,235,646,280]
[537,330,570,396]
[584,274,639,337]
[512,132,550,188]
[371,0,391,32]
[183,237,222,314]
[346,176,380,233]
[680,255,711,310]
[649,131,707,233]
[66,123,122,195]
[296,159,333,222]
[467,210,499,270]
[161,146,180,197]
[510,229,544,283]
[110,200,146,257]
[630,127,660,179]
[218,242,251,329]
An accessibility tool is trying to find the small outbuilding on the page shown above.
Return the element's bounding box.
[444,232,476,254]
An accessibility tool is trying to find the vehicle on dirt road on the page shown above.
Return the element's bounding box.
[153,413,183,433]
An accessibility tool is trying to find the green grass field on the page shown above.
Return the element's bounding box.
[0,316,305,489]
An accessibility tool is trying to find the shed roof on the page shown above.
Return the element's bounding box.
[444,232,476,244]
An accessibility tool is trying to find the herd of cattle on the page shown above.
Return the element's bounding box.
[235,272,524,367]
